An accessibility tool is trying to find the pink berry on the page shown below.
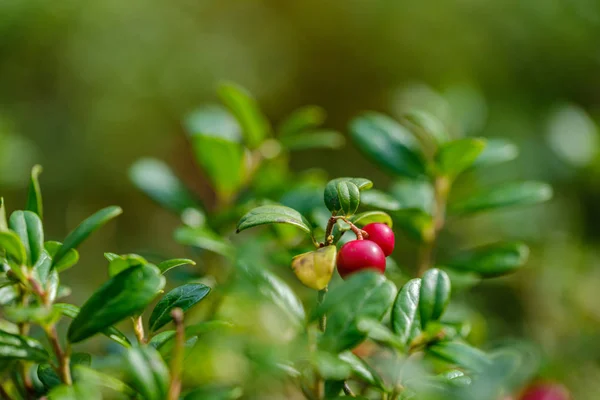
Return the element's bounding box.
[520,382,570,400]
[337,240,386,279]
[363,223,395,256]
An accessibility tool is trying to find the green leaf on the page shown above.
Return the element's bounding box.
[449,181,553,215]
[436,138,486,179]
[313,352,352,381]
[108,254,147,277]
[9,210,44,266]
[184,385,243,400]
[338,351,387,390]
[26,165,43,219]
[391,278,422,346]
[403,110,449,144]
[0,329,49,362]
[157,258,196,274]
[472,138,518,168]
[53,206,123,268]
[54,303,131,348]
[0,230,27,266]
[129,158,203,215]
[278,105,326,137]
[336,181,360,216]
[427,341,491,372]
[152,321,234,354]
[67,264,165,343]
[446,242,529,277]
[392,209,435,243]
[38,352,91,390]
[218,82,270,148]
[73,365,136,397]
[349,211,393,228]
[174,226,234,258]
[324,178,371,215]
[48,384,100,400]
[419,268,451,329]
[280,130,345,151]
[319,272,396,352]
[356,318,405,350]
[45,241,79,272]
[390,178,434,214]
[0,198,7,232]
[350,112,426,178]
[236,205,313,235]
[121,346,170,400]
[359,190,402,211]
[149,283,211,332]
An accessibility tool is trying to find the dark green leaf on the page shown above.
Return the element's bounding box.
[360,190,402,211]
[447,242,529,277]
[419,268,451,329]
[280,130,345,151]
[319,272,396,352]
[108,254,147,277]
[403,110,449,144]
[427,341,491,372]
[350,112,426,178]
[129,158,203,215]
[45,241,79,272]
[392,209,435,243]
[53,206,122,268]
[472,138,518,168]
[436,138,486,179]
[339,351,387,390]
[218,82,270,148]
[26,165,43,219]
[392,278,422,345]
[38,353,91,390]
[175,226,234,258]
[324,178,371,215]
[0,329,49,362]
[278,105,326,137]
[55,303,131,347]
[236,205,313,235]
[157,258,196,274]
[121,346,170,400]
[149,283,211,332]
[336,181,360,216]
[449,181,553,215]
[67,264,165,343]
[9,210,43,266]
[0,230,26,266]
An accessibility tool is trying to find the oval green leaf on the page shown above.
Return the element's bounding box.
[0,230,27,266]
[359,190,402,211]
[0,329,49,362]
[472,138,518,168]
[427,341,491,372]
[45,241,79,272]
[9,210,43,267]
[149,283,211,332]
[26,165,43,219]
[236,205,312,235]
[121,346,169,400]
[391,278,422,346]
[436,138,486,179]
[280,130,345,151]
[278,105,326,137]
[419,268,451,329]
[446,242,529,277]
[174,226,234,258]
[157,258,196,274]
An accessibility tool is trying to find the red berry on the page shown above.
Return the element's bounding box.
[363,223,395,256]
[337,240,386,279]
[520,382,570,400]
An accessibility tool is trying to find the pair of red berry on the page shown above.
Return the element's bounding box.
[337,223,395,279]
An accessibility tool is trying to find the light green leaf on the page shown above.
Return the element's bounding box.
[108,254,147,277]
[0,230,27,266]
[236,205,312,235]
[280,130,345,151]
[313,352,352,381]
[73,365,136,397]
[403,110,449,144]
[26,165,43,219]
[129,158,203,215]
[392,209,435,243]
[436,138,486,179]
[48,384,100,400]
[278,105,326,137]
[427,341,491,372]
[390,179,434,214]
[157,258,196,274]
[67,264,165,343]
[472,138,518,168]
[350,211,393,228]
[174,226,234,258]
[449,181,553,215]
[184,385,243,400]
[338,351,387,390]
[121,346,170,400]
[53,206,122,268]
[350,112,426,178]
[356,318,405,350]
[45,241,79,272]
[149,283,211,332]
[419,268,451,329]
[446,242,529,277]
[9,210,43,267]
[0,329,49,362]
[391,278,422,346]
[360,190,402,211]
[218,82,270,148]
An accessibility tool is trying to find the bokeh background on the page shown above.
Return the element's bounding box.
[2,0,600,397]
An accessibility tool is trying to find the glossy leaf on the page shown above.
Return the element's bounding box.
[447,242,529,277]
[73,366,136,397]
[129,158,203,215]
[121,346,170,400]
[419,268,451,329]
[174,226,234,258]
[428,341,491,372]
[360,190,402,211]
[0,329,49,362]
[392,278,422,345]
[436,138,486,178]
[319,272,396,352]
[53,206,122,268]
[157,258,196,274]
[48,384,100,400]
[236,205,312,235]
[350,112,426,178]
[9,210,43,266]
[472,138,518,168]
[291,245,336,290]
[149,283,211,332]
[338,351,387,390]
[350,211,393,228]
[324,178,370,215]
[280,130,345,151]
[45,241,79,272]
[278,105,326,136]
[449,181,553,215]
[403,110,449,143]
[0,230,26,265]
[26,165,43,219]
[54,303,130,348]
[108,254,147,277]
[218,82,270,148]
[67,264,165,343]
[38,352,91,390]
[313,352,352,380]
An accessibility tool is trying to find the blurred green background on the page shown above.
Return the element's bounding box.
[2,0,600,397]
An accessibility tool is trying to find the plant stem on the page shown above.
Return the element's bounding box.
[46,326,71,385]
[133,316,146,344]
[0,383,14,400]
[417,176,449,277]
[317,288,328,332]
[342,382,355,396]
[168,308,185,400]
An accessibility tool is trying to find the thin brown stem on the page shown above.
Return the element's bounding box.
[133,316,146,344]
[46,327,71,385]
[167,308,185,400]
